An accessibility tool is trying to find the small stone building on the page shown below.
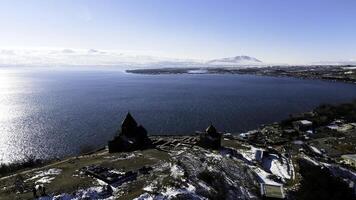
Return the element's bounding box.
[108,113,151,152]
[260,183,285,199]
[198,124,221,149]
[293,120,313,132]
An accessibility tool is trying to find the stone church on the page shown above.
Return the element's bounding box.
[108,113,151,152]
[198,124,222,149]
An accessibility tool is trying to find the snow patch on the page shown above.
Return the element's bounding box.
[133,193,155,200]
[240,146,263,162]
[107,153,137,162]
[205,152,223,161]
[268,155,291,180]
[35,176,55,184]
[253,167,281,185]
[51,186,114,200]
[302,155,320,166]
[170,164,184,179]
[135,183,206,200]
[26,168,62,183]
[310,146,322,155]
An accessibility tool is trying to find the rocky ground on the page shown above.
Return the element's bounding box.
[0,137,296,200]
[1,101,356,200]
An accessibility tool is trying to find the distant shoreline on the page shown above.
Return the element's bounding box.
[126,65,356,84]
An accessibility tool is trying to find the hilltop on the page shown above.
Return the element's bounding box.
[207,56,262,65]
[0,101,356,199]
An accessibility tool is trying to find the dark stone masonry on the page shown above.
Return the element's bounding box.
[108,113,151,152]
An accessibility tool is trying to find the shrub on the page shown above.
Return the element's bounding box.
[295,158,355,200]
[198,170,228,200]
[0,155,43,177]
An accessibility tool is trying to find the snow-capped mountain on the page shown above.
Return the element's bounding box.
[0,48,267,68]
[207,56,262,65]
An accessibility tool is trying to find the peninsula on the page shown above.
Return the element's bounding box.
[127,65,356,84]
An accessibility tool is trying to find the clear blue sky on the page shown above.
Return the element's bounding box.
[0,0,355,63]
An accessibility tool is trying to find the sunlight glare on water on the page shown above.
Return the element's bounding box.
[1,67,356,164]
[0,69,37,163]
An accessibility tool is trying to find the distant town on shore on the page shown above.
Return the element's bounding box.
[127,64,356,84]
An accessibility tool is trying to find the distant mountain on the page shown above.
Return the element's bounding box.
[0,48,268,68]
[208,56,262,65]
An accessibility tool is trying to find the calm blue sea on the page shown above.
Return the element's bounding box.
[1,67,356,163]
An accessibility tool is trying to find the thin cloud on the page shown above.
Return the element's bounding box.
[61,49,76,54]
[0,50,16,55]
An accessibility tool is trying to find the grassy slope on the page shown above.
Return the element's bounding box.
[0,149,170,200]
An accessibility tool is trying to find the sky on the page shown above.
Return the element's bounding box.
[0,0,355,64]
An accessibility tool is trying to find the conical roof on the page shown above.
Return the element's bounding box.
[122,112,138,129]
[206,124,217,135]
